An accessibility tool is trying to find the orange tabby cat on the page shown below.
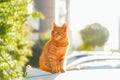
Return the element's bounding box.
[39,22,69,73]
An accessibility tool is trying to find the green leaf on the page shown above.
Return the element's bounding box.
[31,11,44,19]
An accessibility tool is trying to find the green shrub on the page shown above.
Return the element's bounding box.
[77,42,93,51]
[78,23,109,51]
[0,0,43,79]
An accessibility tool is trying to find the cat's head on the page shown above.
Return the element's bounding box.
[51,22,68,41]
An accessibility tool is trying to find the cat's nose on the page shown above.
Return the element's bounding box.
[56,36,62,40]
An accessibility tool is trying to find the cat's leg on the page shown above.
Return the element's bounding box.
[59,56,65,73]
[57,63,61,72]
[49,54,59,73]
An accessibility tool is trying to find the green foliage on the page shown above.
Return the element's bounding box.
[79,23,109,50]
[27,31,50,68]
[31,11,44,19]
[0,0,11,3]
[0,0,43,79]
[78,42,93,51]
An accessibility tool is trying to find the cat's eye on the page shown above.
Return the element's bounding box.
[53,31,58,34]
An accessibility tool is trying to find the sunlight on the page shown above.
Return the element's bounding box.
[70,0,120,50]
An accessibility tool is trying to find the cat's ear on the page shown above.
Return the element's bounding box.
[62,23,67,32]
[52,22,57,29]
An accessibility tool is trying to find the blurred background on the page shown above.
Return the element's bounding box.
[28,0,120,67]
[0,0,120,79]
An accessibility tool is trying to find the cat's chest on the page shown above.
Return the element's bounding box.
[49,44,67,54]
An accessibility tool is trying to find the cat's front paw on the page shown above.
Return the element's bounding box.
[60,69,65,73]
[51,69,59,74]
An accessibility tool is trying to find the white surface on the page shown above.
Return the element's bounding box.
[26,68,50,77]
[23,69,120,80]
